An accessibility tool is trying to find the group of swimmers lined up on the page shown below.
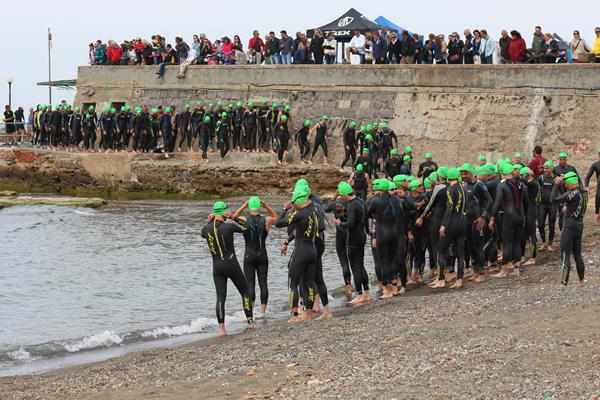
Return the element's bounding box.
[201,148,599,335]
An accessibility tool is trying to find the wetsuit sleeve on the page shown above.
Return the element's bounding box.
[491,183,504,218]
[419,185,442,218]
[550,185,575,204]
[340,201,357,230]
[417,162,424,177]
[201,224,208,239]
[324,202,336,213]
[275,210,294,228]
[441,186,456,227]
[231,217,247,233]
[391,131,398,147]
[476,182,493,219]
[584,162,599,187]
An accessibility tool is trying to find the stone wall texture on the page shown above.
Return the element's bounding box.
[75,64,600,167]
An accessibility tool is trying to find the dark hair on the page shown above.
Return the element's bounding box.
[533,145,542,155]
[280,30,287,35]
[480,29,487,35]
[510,30,521,39]
[473,30,480,35]
[269,31,275,35]
[535,26,542,30]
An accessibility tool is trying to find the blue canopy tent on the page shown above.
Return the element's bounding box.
[375,16,424,43]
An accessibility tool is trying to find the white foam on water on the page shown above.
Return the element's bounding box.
[73,210,95,216]
[141,317,217,339]
[64,331,123,352]
[7,348,32,362]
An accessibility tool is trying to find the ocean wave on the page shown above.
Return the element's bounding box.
[141,317,217,339]
[7,347,32,362]
[64,331,123,353]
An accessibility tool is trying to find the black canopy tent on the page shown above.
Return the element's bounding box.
[307,8,383,62]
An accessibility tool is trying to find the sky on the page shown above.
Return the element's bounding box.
[1,0,598,111]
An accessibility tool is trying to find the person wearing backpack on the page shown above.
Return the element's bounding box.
[248,30,265,65]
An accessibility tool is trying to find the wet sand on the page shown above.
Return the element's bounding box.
[2,214,600,400]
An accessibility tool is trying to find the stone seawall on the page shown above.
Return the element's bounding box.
[75,64,600,166]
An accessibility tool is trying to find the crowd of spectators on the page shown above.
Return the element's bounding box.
[89,26,600,72]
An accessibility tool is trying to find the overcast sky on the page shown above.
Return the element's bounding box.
[1,0,598,111]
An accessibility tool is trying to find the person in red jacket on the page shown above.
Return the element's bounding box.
[528,145,547,178]
[106,40,123,65]
[248,30,266,65]
[508,30,526,63]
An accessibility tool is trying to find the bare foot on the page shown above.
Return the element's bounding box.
[510,267,521,277]
[430,280,446,289]
[348,296,363,305]
[473,275,486,283]
[467,273,478,282]
[547,245,556,252]
[288,315,301,323]
[392,286,399,296]
[578,279,585,287]
[316,308,332,321]
[218,324,227,337]
[538,243,547,252]
[362,292,373,302]
[523,258,536,266]
[450,279,463,289]
[246,322,257,330]
[445,272,457,282]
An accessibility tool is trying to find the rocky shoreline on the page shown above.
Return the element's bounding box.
[1,212,599,400]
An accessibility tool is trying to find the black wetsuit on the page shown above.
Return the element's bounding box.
[364,195,382,283]
[406,192,429,274]
[217,118,231,159]
[325,199,351,287]
[340,197,369,294]
[538,173,558,246]
[553,164,579,230]
[352,170,368,201]
[243,110,258,150]
[275,203,319,311]
[463,179,492,275]
[418,161,439,178]
[232,107,244,150]
[311,122,328,158]
[341,127,357,168]
[177,110,192,149]
[367,141,380,176]
[242,214,269,306]
[584,160,600,214]
[201,219,253,325]
[355,155,371,178]
[313,202,329,307]
[273,121,289,162]
[380,130,397,160]
[524,178,541,259]
[367,192,405,285]
[197,121,212,159]
[550,186,587,284]
[438,183,467,280]
[384,157,403,179]
[483,176,500,264]
[492,178,528,265]
[419,182,448,277]
[295,126,310,161]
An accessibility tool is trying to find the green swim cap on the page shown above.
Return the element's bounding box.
[366,124,373,130]
[110,107,116,113]
[486,164,498,175]
[89,105,95,110]
[228,103,233,108]
[424,152,433,159]
[196,100,203,105]
[247,102,254,107]
[74,106,80,112]
[120,106,126,112]
[213,201,228,217]
[475,166,486,176]
[85,113,91,119]
[261,99,267,104]
[165,107,171,113]
[388,182,397,190]
[350,121,357,128]
[292,185,310,203]
[360,126,367,132]
[378,179,390,191]
[295,178,309,189]
[373,122,379,128]
[393,174,408,183]
[520,167,531,175]
[217,101,223,106]
[362,147,369,154]
[391,149,398,155]
[407,175,415,181]
[564,171,578,180]
[281,115,288,121]
[447,168,461,180]
[409,180,421,190]
[209,102,215,107]
[272,102,279,108]
[237,101,243,107]
[405,146,413,153]
[126,105,131,111]
[185,103,191,109]
[429,172,438,182]
[459,163,475,174]
[381,122,388,129]
[559,152,568,159]
[438,166,448,179]
[356,164,364,171]
[366,134,373,141]
[322,114,328,120]
[501,164,514,175]
[479,154,486,161]
[403,155,411,162]
[424,178,432,188]
[514,151,522,158]
[597,148,600,154]
[248,196,261,211]
[372,179,382,191]
[338,181,353,196]
[544,160,554,168]
[220,111,227,117]
[103,105,110,112]
[513,164,523,170]
[204,116,211,122]
[285,105,291,111]
[565,176,579,185]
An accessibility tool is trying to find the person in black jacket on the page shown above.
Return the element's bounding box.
[447,32,464,64]
[372,31,388,64]
[543,32,560,63]
[399,30,416,64]
[387,32,401,64]
[310,29,324,64]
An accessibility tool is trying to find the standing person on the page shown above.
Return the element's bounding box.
[498,30,511,64]
[70,106,83,150]
[544,33,560,63]
[257,100,269,151]
[159,107,173,157]
[335,181,372,304]
[231,101,244,152]
[472,30,482,64]
[275,184,319,322]
[538,161,558,251]
[295,119,311,163]
[176,104,192,151]
[379,122,397,160]
[417,152,438,178]
[82,113,96,152]
[528,145,546,178]
[323,32,337,64]
[521,167,540,266]
[243,103,258,151]
[233,197,278,316]
[551,173,587,286]
[399,30,416,64]
[584,149,600,225]
[431,35,446,64]
[463,29,474,64]
[447,32,464,64]
[413,33,423,64]
[387,31,401,64]
[325,194,352,297]
[116,106,129,151]
[346,29,366,64]
[348,163,370,200]
[310,29,324,64]
[201,201,255,337]
[340,121,357,171]
[532,26,546,64]
[266,32,281,64]
[489,164,528,277]
[384,149,403,179]
[309,115,329,166]
[363,32,374,64]
[480,30,495,64]
[273,115,290,165]
[217,111,232,162]
[279,30,294,65]
[248,31,265,65]
[2,105,15,146]
[131,109,144,153]
[508,31,526,63]
[594,27,600,63]
[198,116,212,162]
[553,152,579,230]
[14,107,25,144]
[569,30,591,63]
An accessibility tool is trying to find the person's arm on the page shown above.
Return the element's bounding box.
[418,184,442,219]
[262,200,278,230]
[584,164,595,188]
[477,181,493,219]
[550,181,573,204]
[339,201,357,229]
[275,206,295,228]
[491,183,504,218]
[232,200,248,218]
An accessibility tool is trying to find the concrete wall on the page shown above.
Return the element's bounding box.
[75,64,600,167]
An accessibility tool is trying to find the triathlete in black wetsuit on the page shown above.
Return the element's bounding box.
[490,164,528,277]
[336,181,372,304]
[309,115,329,166]
[275,184,319,321]
[521,167,540,266]
[325,197,352,295]
[233,197,278,316]
[552,152,579,231]
[349,163,370,200]
[538,161,558,251]
[584,150,600,224]
[295,120,311,163]
[273,115,290,165]
[551,172,588,286]
[384,149,403,179]
[340,121,357,171]
[418,154,439,179]
[201,201,255,337]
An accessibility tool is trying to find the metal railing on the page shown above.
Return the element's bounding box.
[0,123,34,145]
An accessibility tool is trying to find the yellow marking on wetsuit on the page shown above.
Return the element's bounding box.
[307,287,314,303]
[243,296,251,311]
[213,220,224,260]
[289,289,294,309]
[314,211,320,239]
[287,210,296,225]
[305,215,313,238]
[207,233,217,255]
